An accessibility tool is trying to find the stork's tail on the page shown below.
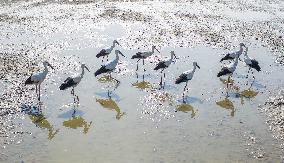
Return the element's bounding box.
[59,83,69,90]
[131,52,142,59]
[96,50,107,58]
[175,77,184,84]
[251,60,261,72]
[95,66,108,76]
[24,75,33,85]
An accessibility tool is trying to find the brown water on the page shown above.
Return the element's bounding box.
[1,0,284,162]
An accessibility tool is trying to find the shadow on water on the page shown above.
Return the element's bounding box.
[178,95,203,104]
[21,102,59,140]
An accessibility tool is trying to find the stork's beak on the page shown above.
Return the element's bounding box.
[116,41,120,46]
[85,66,90,72]
[154,47,160,53]
[119,51,125,57]
[48,63,54,70]
[196,64,200,69]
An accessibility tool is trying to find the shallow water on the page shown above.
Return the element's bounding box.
[1,0,284,162]
[2,44,283,162]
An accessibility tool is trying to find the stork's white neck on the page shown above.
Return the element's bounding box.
[170,53,174,60]
[43,64,49,73]
[151,47,155,53]
[234,57,239,66]
[115,53,119,60]
[192,64,197,73]
[240,46,244,53]
[80,66,85,78]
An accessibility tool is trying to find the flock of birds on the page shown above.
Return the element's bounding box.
[24,40,261,104]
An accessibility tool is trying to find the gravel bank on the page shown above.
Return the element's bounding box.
[259,91,284,151]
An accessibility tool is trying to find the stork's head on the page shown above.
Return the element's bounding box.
[81,63,90,72]
[115,50,125,57]
[193,62,200,69]
[240,43,246,47]
[113,40,120,46]
[152,46,160,53]
[43,61,54,69]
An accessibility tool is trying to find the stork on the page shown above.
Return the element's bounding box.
[220,43,246,62]
[25,61,54,101]
[131,45,160,71]
[59,64,90,103]
[95,50,125,79]
[217,56,239,88]
[96,40,120,62]
[243,47,261,80]
[154,51,177,88]
[175,62,200,101]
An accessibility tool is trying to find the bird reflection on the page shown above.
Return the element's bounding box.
[62,110,92,134]
[240,89,258,99]
[176,103,197,118]
[96,97,125,120]
[29,114,59,140]
[216,97,235,117]
[98,74,120,89]
[132,73,152,90]
[219,78,240,97]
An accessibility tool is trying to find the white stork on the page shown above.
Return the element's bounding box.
[243,47,261,78]
[217,56,239,88]
[25,61,54,101]
[59,64,90,103]
[154,51,177,87]
[95,50,125,78]
[175,62,200,99]
[220,43,246,62]
[131,45,160,71]
[96,40,120,62]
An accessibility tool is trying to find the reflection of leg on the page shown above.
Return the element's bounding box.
[227,76,231,89]
[107,90,110,98]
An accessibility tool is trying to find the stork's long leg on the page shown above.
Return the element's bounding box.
[182,82,188,103]
[163,72,166,89]
[102,56,104,63]
[143,59,145,72]
[136,59,140,71]
[38,84,41,101]
[76,95,79,103]
[107,90,110,98]
[107,55,109,62]
[71,88,74,96]
[35,85,38,99]
[159,73,163,87]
